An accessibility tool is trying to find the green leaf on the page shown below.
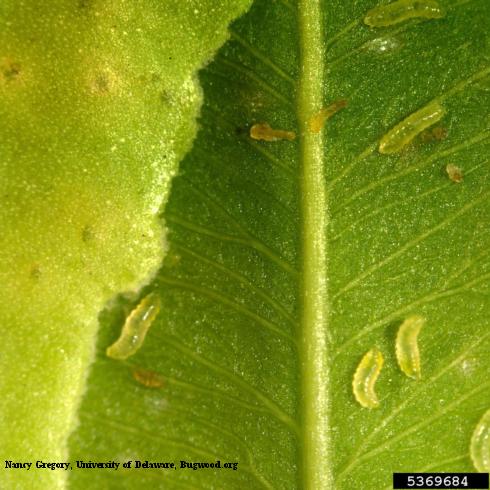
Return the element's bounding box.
[5,0,490,489]
[70,0,490,487]
[0,2,251,489]
[71,0,490,488]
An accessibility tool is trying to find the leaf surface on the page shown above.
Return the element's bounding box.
[36,0,490,488]
[0,2,251,489]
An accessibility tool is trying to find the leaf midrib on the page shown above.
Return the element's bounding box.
[297,1,332,489]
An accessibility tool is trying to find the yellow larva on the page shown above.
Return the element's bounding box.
[364,0,445,28]
[250,122,296,142]
[308,99,348,133]
[132,368,164,389]
[106,292,160,360]
[470,409,490,472]
[446,163,463,183]
[396,315,425,379]
[379,102,445,154]
[352,347,384,409]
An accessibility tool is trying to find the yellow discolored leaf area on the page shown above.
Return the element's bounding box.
[0,1,252,488]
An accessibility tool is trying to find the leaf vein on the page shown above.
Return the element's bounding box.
[172,242,297,326]
[334,190,490,299]
[157,276,295,343]
[338,332,490,478]
[154,335,299,435]
[228,29,296,84]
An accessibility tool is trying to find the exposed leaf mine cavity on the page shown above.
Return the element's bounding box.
[250,122,297,141]
[379,101,445,154]
[106,292,161,360]
[352,348,384,409]
[364,0,445,27]
[396,315,425,379]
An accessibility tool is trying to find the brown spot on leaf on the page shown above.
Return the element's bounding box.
[1,59,21,83]
[446,163,463,183]
[30,264,41,280]
[132,368,164,388]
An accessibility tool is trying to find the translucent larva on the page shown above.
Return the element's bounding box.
[106,292,160,360]
[352,347,384,409]
[396,315,425,379]
[446,163,463,183]
[308,100,348,133]
[364,0,445,28]
[250,123,296,142]
[470,409,490,472]
[132,368,164,388]
[379,102,445,154]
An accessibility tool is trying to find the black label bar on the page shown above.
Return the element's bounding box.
[393,473,489,489]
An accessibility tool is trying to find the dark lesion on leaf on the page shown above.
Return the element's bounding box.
[160,89,177,107]
[1,59,21,82]
[92,73,110,93]
[30,264,41,280]
[89,67,122,96]
[77,0,94,9]
[82,225,96,242]
[419,125,448,143]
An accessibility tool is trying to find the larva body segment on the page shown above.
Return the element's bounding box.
[352,347,384,409]
[379,102,445,154]
[364,0,445,28]
[250,123,296,142]
[132,368,164,388]
[308,100,348,133]
[471,409,490,472]
[446,163,463,183]
[106,292,160,360]
[396,315,425,379]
